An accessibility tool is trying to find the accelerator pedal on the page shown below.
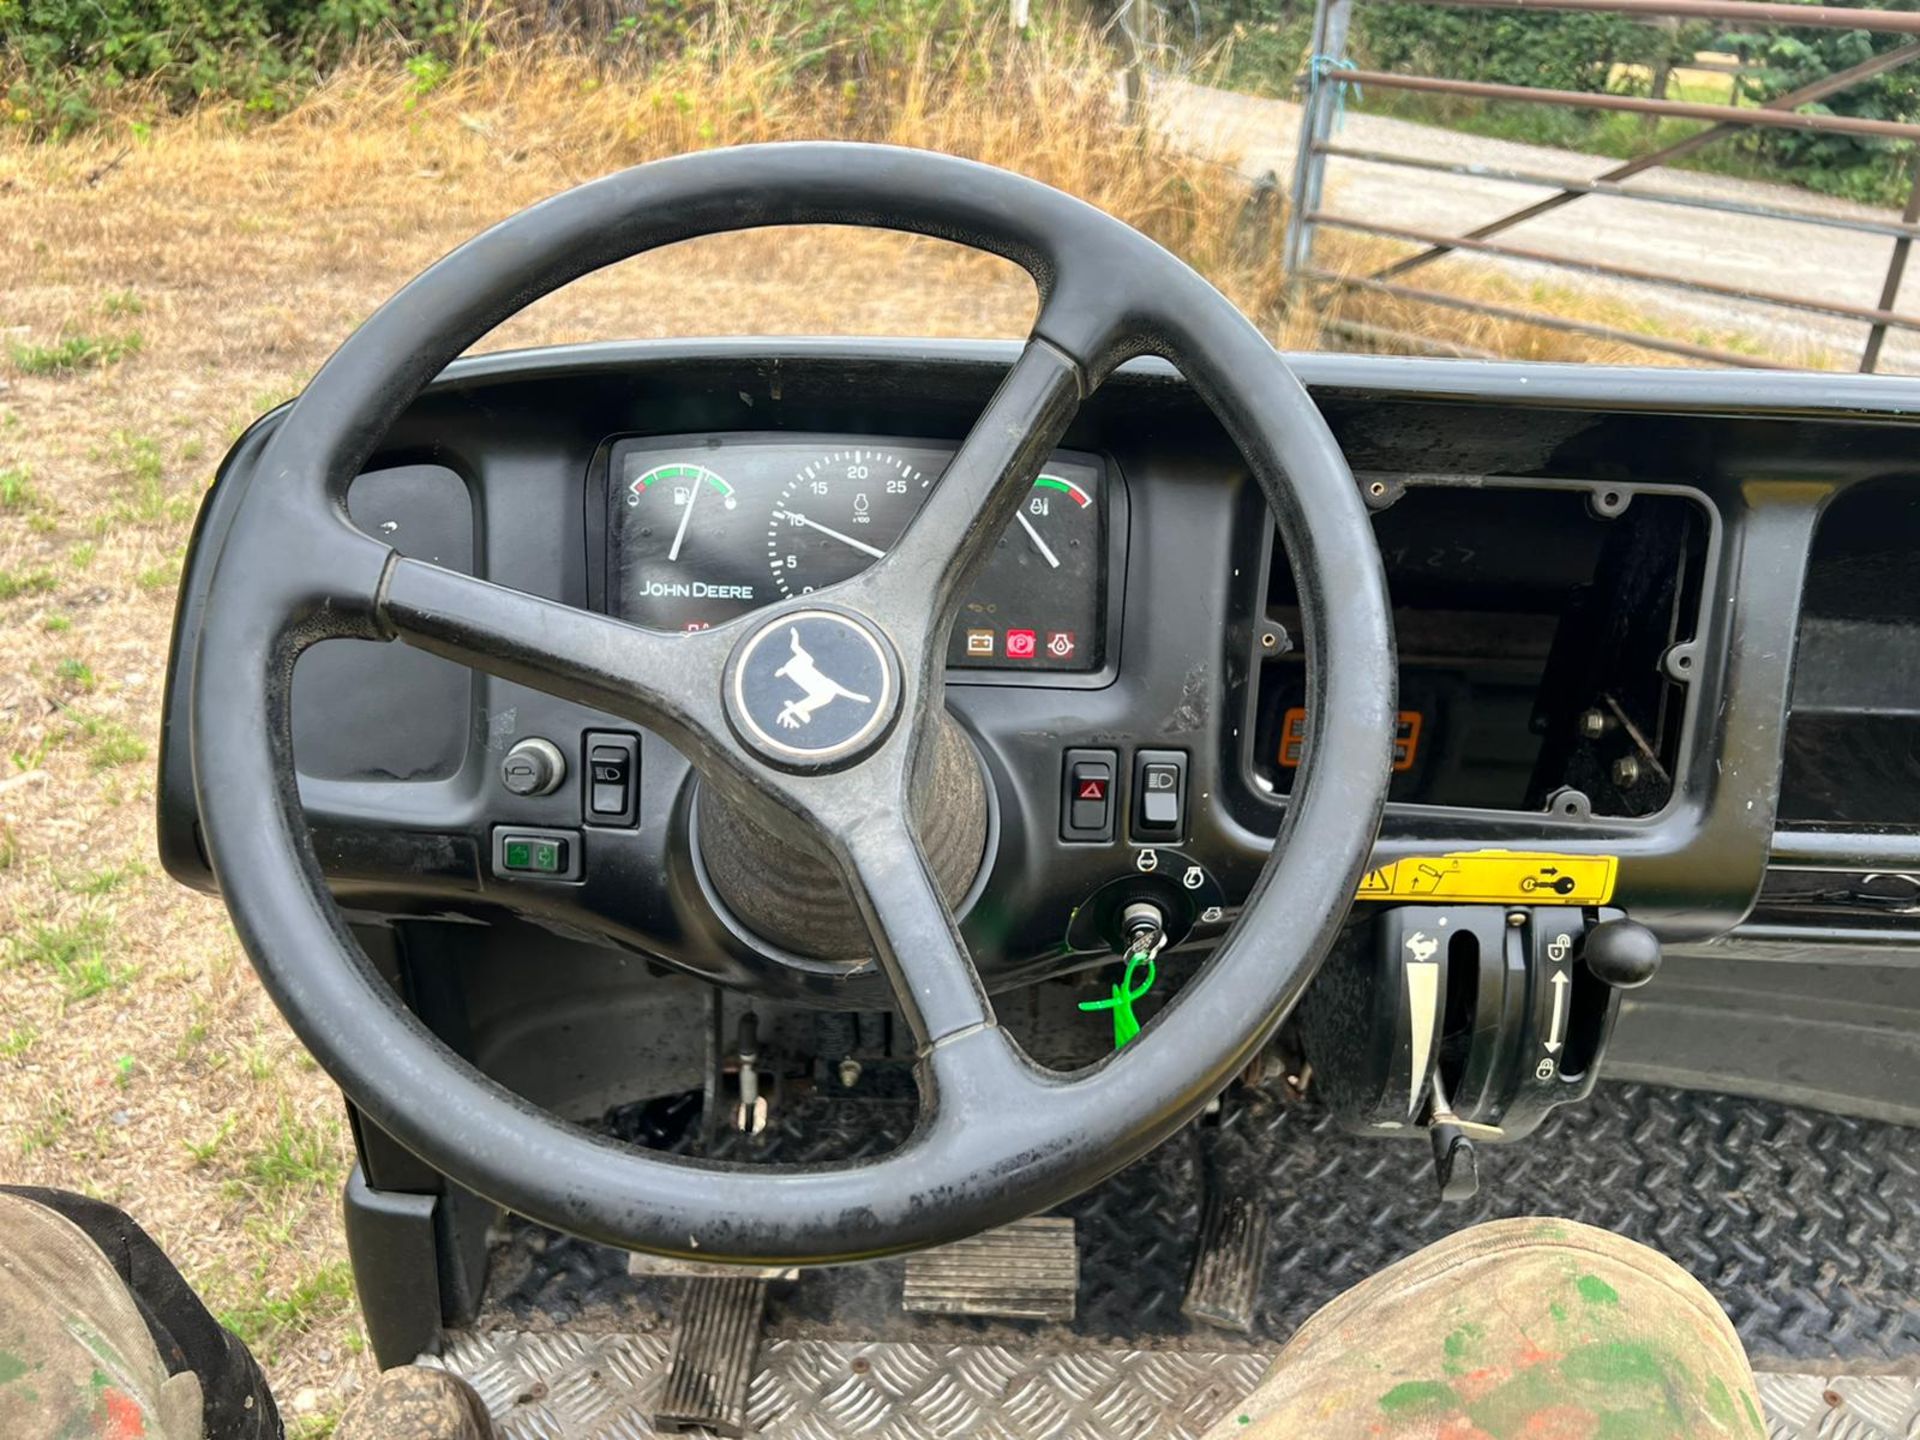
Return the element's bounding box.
[653,1275,769,1437]
[903,1215,1079,1322]
[1181,1188,1270,1333]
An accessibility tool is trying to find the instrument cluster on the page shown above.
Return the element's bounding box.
[605,433,1110,672]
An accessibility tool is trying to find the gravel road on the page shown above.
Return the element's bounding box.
[1155,78,1919,372]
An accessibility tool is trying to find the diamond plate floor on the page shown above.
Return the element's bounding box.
[429,1332,1920,1439]
[490,1082,1920,1368]
[430,1332,1269,1440]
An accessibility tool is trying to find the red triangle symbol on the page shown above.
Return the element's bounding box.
[1077,778,1106,800]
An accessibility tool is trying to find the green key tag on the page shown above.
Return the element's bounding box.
[1079,945,1159,1050]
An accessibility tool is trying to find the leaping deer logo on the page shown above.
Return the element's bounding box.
[773,628,872,730]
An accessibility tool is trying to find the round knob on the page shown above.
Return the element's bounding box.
[1583,918,1661,990]
[501,737,566,798]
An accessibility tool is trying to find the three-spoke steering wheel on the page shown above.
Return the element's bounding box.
[189,143,1395,1262]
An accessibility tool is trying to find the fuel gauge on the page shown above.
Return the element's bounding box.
[613,457,766,629]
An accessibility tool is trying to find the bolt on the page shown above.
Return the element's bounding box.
[1507,910,1527,928]
[1578,708,1608,740]
[1612,755,1642,788]
[837,1058,863,1090]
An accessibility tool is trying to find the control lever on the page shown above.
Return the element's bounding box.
[733,1011,768,1135]
[1583,917,1662,990]
[1425,1070,1480,1203]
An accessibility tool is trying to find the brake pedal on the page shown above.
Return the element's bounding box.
[653,1275,768,1437]
[1182,1188,1270,1334]
[903,1215,1078,1321]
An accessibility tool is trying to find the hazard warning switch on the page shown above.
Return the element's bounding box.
[1061,748,1117,843]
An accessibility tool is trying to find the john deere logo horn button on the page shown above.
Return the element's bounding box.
[727,609,899,768]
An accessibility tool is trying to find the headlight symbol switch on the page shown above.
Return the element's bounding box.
[583,731,639,827]
[1132,749,1188,842]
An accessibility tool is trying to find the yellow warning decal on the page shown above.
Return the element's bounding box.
[1355,850,1618,906]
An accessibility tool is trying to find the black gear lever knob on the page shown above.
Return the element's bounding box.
[1583,918,1662,989]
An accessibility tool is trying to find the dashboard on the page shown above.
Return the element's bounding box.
[156,339,1920,1123]
[597,434,1111,671]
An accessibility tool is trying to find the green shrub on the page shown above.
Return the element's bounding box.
[1197,0,1314,96]
[1,0,1015,136]
[1190,0,1916,205]
[0,0,471,135]
[1721,6,1920,205]
[1356,5,1676,94]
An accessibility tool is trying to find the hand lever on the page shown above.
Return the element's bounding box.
[1583,918,1662,990]
[1426,1071,1480,1203]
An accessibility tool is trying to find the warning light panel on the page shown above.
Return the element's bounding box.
[1279,707,1423,772]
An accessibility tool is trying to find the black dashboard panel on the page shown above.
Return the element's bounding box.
[1780,475,1920,827]
[291,464,474,782]
[157,339,1920,1005]
[1256,483,1713,817]
[598,433,1109,671]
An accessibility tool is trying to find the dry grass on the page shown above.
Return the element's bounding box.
[0,13,1795,1429]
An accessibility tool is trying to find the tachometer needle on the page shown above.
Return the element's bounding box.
[1016,510,1061,569]
[668,472,703,562]
[779,510,886,560]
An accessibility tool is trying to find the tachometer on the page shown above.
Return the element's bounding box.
[767,449,931,598]
[766,450,1101,639]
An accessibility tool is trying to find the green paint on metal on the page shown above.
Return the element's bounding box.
[1078,944,1158,1049]
[1379,1380,1457,1414]
[1741,1389,1766,1436]
[1465,1365,1567,1438]
[0,1350,28,1384]
[1562,1340,1666,1388]
[71,1321,122,1374]
[1236,1415,1251,1426]
[1594,1405,1684,1439]
[1550,1301,1569,1322]
[1705,1376,1737,1430]
[1577,1274,1622,1306]
[1442,1322,1486,1375]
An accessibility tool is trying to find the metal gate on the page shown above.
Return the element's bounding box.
[1281,0,1920,371]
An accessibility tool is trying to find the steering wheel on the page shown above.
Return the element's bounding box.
[189,143,1395,1261]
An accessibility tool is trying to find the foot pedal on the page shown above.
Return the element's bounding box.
[1182,1189,1270,1333]
[653,1276,768,1437]
[903,1215,1078,1322]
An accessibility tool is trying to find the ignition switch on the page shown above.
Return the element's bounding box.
[1079,902,1168,1051]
